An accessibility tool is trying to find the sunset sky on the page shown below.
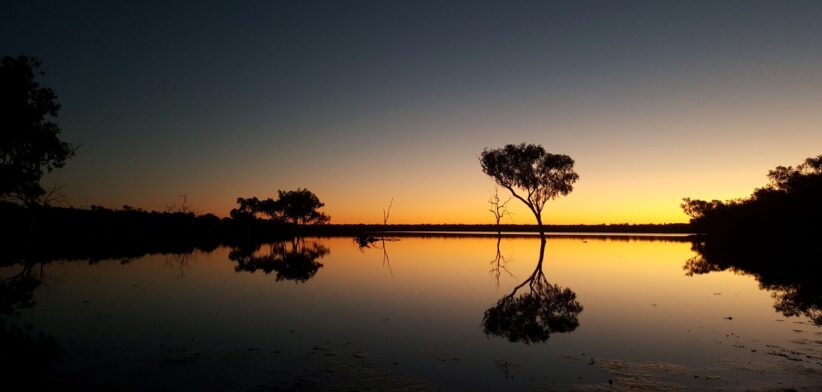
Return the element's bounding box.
[3,1,821,224]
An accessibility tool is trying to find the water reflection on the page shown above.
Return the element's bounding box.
[228,239,329,283]
[482,238,583,343]
[685,239,821,325]
[0,263,60,385]
[489,235,513,287]
[354,233,396,275]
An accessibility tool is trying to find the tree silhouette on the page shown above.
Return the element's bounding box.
[482,238,583,343]
[274,188,330,224]
[1,56,75,205]
[682,153,822,239]
[488,185,511,233]
[230,188,329,224]
[480,143,578,237]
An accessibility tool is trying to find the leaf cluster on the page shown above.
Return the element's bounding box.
[231,188,330,224]
[1,56,75,205]
[480,143,578,218]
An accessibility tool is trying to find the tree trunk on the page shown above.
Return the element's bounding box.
[535,213,545,239]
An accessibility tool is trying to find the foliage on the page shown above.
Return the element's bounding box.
[1,56,75,205]
[480,143,578,231]
[275,188,330,224]
[682,154,822,238]
[681,154,822,325]
[231,188,330,224]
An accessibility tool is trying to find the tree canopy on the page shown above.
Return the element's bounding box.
[682,154,822,240]
[231,188,330,224]
[1,56,75,205]
[480,143,578,233]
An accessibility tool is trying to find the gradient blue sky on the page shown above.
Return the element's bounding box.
[3,1,822,223]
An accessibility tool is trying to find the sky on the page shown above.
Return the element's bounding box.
[2,1,822,224]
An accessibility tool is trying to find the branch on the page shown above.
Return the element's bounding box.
[502,184,540,221]
[383,198,393,225]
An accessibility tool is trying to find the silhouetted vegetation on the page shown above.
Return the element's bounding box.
[682,154,822,240]
[229,239,329,283]
[488,186,511,233]
[680,155,822,323]
[482,239,583,343]
[0,202,293,266]
[232,188,330,224]
[480,143,579,237]
[1,56,75,206]
[352,199,395,274]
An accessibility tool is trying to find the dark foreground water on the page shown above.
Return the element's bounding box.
[2,235,820,391]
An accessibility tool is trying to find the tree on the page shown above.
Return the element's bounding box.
[1,56,75,205]
[488,185,511,230]
[231,188,330,224]
[681,153,822,237]
[480,143,578,236]
[274,188,330,224]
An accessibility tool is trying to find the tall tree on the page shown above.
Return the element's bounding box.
[480,143,578,237]
[231,188,330,224]
[1,56,75,205]
[275,188,330,224]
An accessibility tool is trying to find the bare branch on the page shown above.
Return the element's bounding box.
[383,198,393,225]
[41,183,68,207]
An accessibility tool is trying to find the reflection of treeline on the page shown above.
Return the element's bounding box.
[680,155,822,324]
[685,239,821,325]
[682,155,822,239]
[346,223,692,234]
[0,264,60,386]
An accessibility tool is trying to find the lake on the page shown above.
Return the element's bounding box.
[2,235,820,391]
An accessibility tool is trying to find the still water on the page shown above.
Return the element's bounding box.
[3,235,820,391]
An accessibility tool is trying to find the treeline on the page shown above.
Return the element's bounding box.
[1,201,692,264]
[682,154,822,241]
[679,154,822,325]
[328,223,691,234]
[0,202,291,265]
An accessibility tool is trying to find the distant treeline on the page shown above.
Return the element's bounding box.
[318,223,692,234]
[0,202,691,265]
[0,202,284,265]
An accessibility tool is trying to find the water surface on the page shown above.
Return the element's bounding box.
[3,236,820,390]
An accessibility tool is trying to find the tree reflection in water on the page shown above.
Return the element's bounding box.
[684,239,821,325]
[489,235,513,288]
[0,262,60,385]
[228,238,329,283]
[483,238,583,343]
